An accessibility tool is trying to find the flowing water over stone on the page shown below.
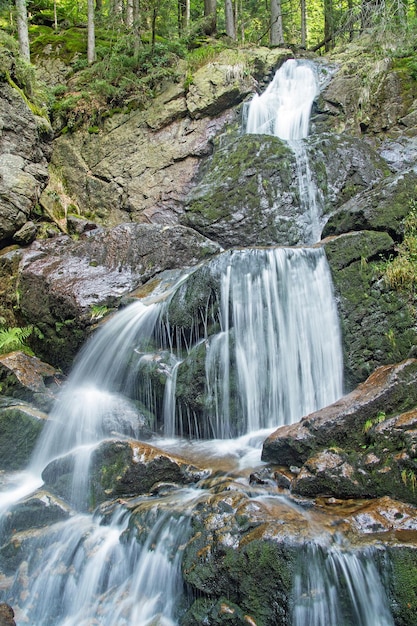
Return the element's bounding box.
[0,59,396,625]
[245,58,323,243]
[292,541,394,626]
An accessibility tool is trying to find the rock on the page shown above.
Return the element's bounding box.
[49,108,236,227]
[0,397,47,470]
[181,131,389,249]
[317,50,415,134]
[322,231,417,388]
[186,58,255,119]
[42,439,207,509]
[0,351,61,410]
[0,81,52,246]
[323,167,417,240]
[262,359,417,467]
[0,603,15,626]
[12,221,37,245]
[18,223,221,369]
[1,490,71,537]
[0,246,22,327]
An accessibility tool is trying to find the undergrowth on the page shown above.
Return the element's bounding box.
[385,203,417,293]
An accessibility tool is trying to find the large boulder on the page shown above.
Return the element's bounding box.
[18,223,221,369]
[41,439,207,509]
[0,81,52,246]
[0,351,61,410]
[323,167,417,240]
[262,359,417,505]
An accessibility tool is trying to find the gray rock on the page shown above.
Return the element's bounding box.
[0,81,52,245]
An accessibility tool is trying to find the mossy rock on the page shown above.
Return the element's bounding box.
[182,133,298,248]
[323,168,417,240]
[323,231,417,388]
[0,399,47,470]
[388,545,417,626]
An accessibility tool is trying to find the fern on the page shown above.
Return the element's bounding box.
[0,325,34,356]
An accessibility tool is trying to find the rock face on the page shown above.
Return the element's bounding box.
[18,223,221,368]
[322,231,416,388]
[262,359,417,505]
[45,48,291,227]
[0,81,52,246]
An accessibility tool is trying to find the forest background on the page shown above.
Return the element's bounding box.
[2,0,417,134]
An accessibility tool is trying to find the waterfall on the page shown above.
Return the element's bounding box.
[245,58,323,243]
[205,247,343,437]
[292,542,394,626]
[0,58,395,626]
[4,490,199,626]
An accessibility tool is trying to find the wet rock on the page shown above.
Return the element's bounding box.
[0,351,62,410]
[0,397,47,470]
[0,603,15,626]
[18,223,221,370]
[182,131,389,249]
[0,81,52,246]
[1,490,71,537]
[42,439,207,509]
[262,359,417,466]
[322,231,416,388]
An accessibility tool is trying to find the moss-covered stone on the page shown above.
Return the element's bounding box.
[323,231,417,388]
[0,399,46,470]
[388,545,417,626]
[182,133,299,248]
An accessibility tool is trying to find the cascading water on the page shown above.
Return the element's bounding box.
[205,247,343,437]
[0,58,395,626]
[292,541,394,626]
[245,58,323,243]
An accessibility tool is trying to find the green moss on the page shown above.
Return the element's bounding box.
[389,547,417,626]
[0,405,45,470]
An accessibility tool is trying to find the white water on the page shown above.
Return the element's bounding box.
[245,58,323,243]
[292,542,394,626]
[205,247,343,437]
[0,59,394,626]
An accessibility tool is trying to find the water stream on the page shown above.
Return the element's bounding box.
[0,59,395,625]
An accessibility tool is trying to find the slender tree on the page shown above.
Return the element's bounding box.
[225,0,236,38]
[270,0,284,45]
[300,0,307,47]
[323,0,334,49]
[15,0,30,60]
[87,0,96,64]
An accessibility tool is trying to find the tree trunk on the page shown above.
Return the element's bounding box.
[15,0,30,61]
[151,6,157,51]
[300,0,307,47]
[126,0,134,28]
[225,0,236,39]
[323,0,334,50]
[87,0,96,65]
[270,0,284,46]
[204,0,217,34]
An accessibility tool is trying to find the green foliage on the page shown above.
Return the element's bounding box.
[385,204,417,292]
[362,411,386,434]
[90,305,109,321]
[0,325,34,356]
